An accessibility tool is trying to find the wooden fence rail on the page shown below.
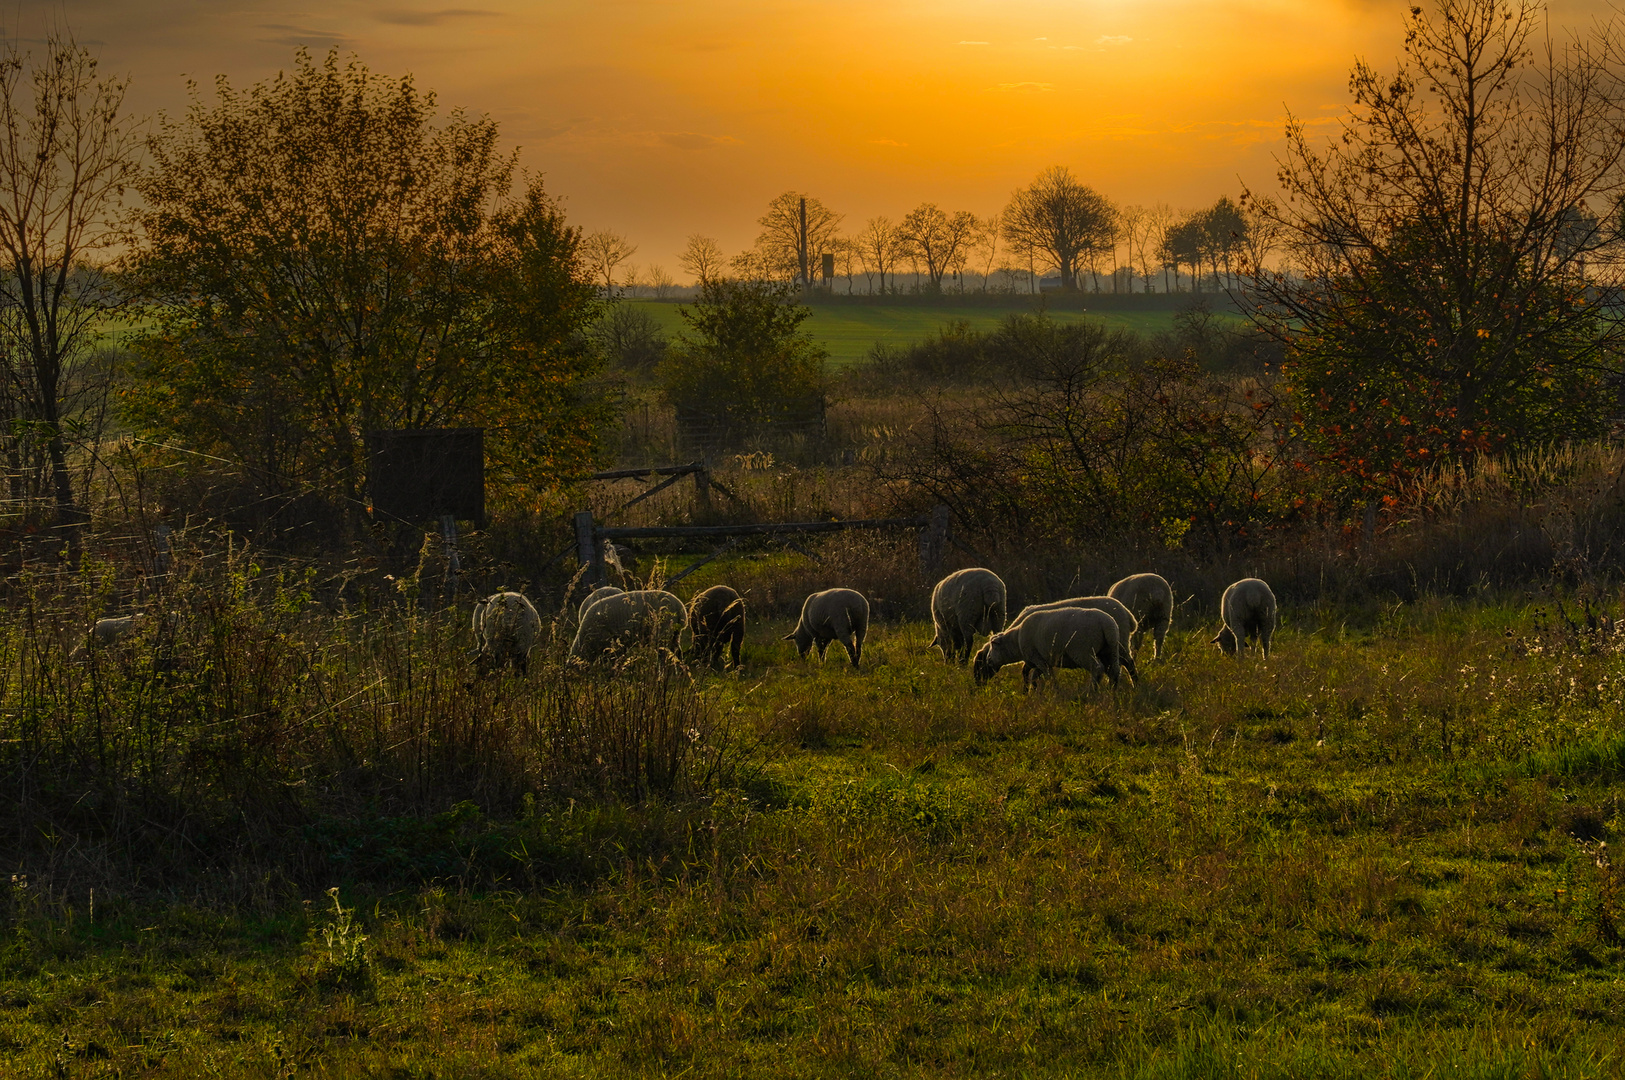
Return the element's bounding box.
[573,505,952,587]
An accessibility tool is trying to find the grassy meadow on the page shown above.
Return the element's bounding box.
[1,542,1624,1076]
[626,300,1209,367]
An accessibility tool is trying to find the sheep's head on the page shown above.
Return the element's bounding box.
[782,625,814,659]
[1212,626,1239,655]
[971,642,998,685]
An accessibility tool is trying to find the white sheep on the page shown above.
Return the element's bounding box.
[569,589,688,662]
[1213,577,1277,659]
[689,585,746,670]
[1107,573,1174,660]
[578,585,624,621]
[92,614,145,648]
[472,591,542,676]
[784,588,869,668]
[1008,595,1139,683]
[71,613,147,661]
[972,606,1121,691]
[928,568,1007,665]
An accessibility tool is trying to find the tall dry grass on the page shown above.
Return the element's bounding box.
[0,542,748,894]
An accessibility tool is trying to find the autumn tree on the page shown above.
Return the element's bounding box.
[658,277,825,445]
[1249,0,1625,499]
[0,32,138,547]
[896,203,979,293]
[125,49,610,526]
[1001,166,1116,292]
[748,191,842,288]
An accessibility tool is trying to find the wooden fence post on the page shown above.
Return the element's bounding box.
[152,524,173,584]
[574,510,601,586]
[919,504,951,578]
[440,514,461,597]
[693,461,711,513]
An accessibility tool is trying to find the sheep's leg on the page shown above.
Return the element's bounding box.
[851,627,865,667]
[1260,626,1273,660]
[728,628,742,670]
[1153,620,1167,660]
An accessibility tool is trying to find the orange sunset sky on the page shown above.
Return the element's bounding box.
[14,0,1615,276]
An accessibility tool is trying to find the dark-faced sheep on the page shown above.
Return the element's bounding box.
[569,589,688,662]
[1107,573,1174,660]
[1008,595,1139,683]
[472,591,542,676]
[784,588,869,668]
[972,606,1121,691]
[1213,577,1277,659]
[689,585,745,670]
[929,567,1006,665]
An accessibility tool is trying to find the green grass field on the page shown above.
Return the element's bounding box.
[3,582,1625,1076]
[629,301,1202,367]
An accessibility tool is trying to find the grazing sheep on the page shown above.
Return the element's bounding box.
[689,585,746,670]
[578,585,624,621]
[92,614,145,648]
[472,591,543,676]
[569,589,688,662]
[72,613,151,661]
[1008,595,1139,683]
[1107,573,1174,660]
[972,606,1121,691]
[928,567,1007,665]
[1213,577,1277,659]
[784,588,869,668]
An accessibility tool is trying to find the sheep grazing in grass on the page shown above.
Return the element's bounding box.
[92,614,145,648]
[929,567,1007,665]
[972,606,1121,692]
[784,588,869,668]
[72,613,151,661]
[578,585,624,621]
[1107,573,1174,660]
[689,585,745,670]
[1213,577,1277,659]
[1008,595,1139,683]
[569,589,688,663]
[472,591,542,676]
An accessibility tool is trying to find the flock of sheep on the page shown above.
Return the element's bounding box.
[469,564,1280,691]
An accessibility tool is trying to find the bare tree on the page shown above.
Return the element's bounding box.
[1001,166,1116,292]
[1237,196,1282,284]
[679,234,725,286]
[0,32,138,547]
[832,236,860,295]
[647,264,676,299]
[971,215,1001,292]
[1138,204,1174,293]
[1118,205,1149,294]
[857,215,902,295]
[582,230,637,295]
[896,203,980,292]
[750,191,842,288]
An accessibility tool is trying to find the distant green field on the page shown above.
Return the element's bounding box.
[627,300,1208,367]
